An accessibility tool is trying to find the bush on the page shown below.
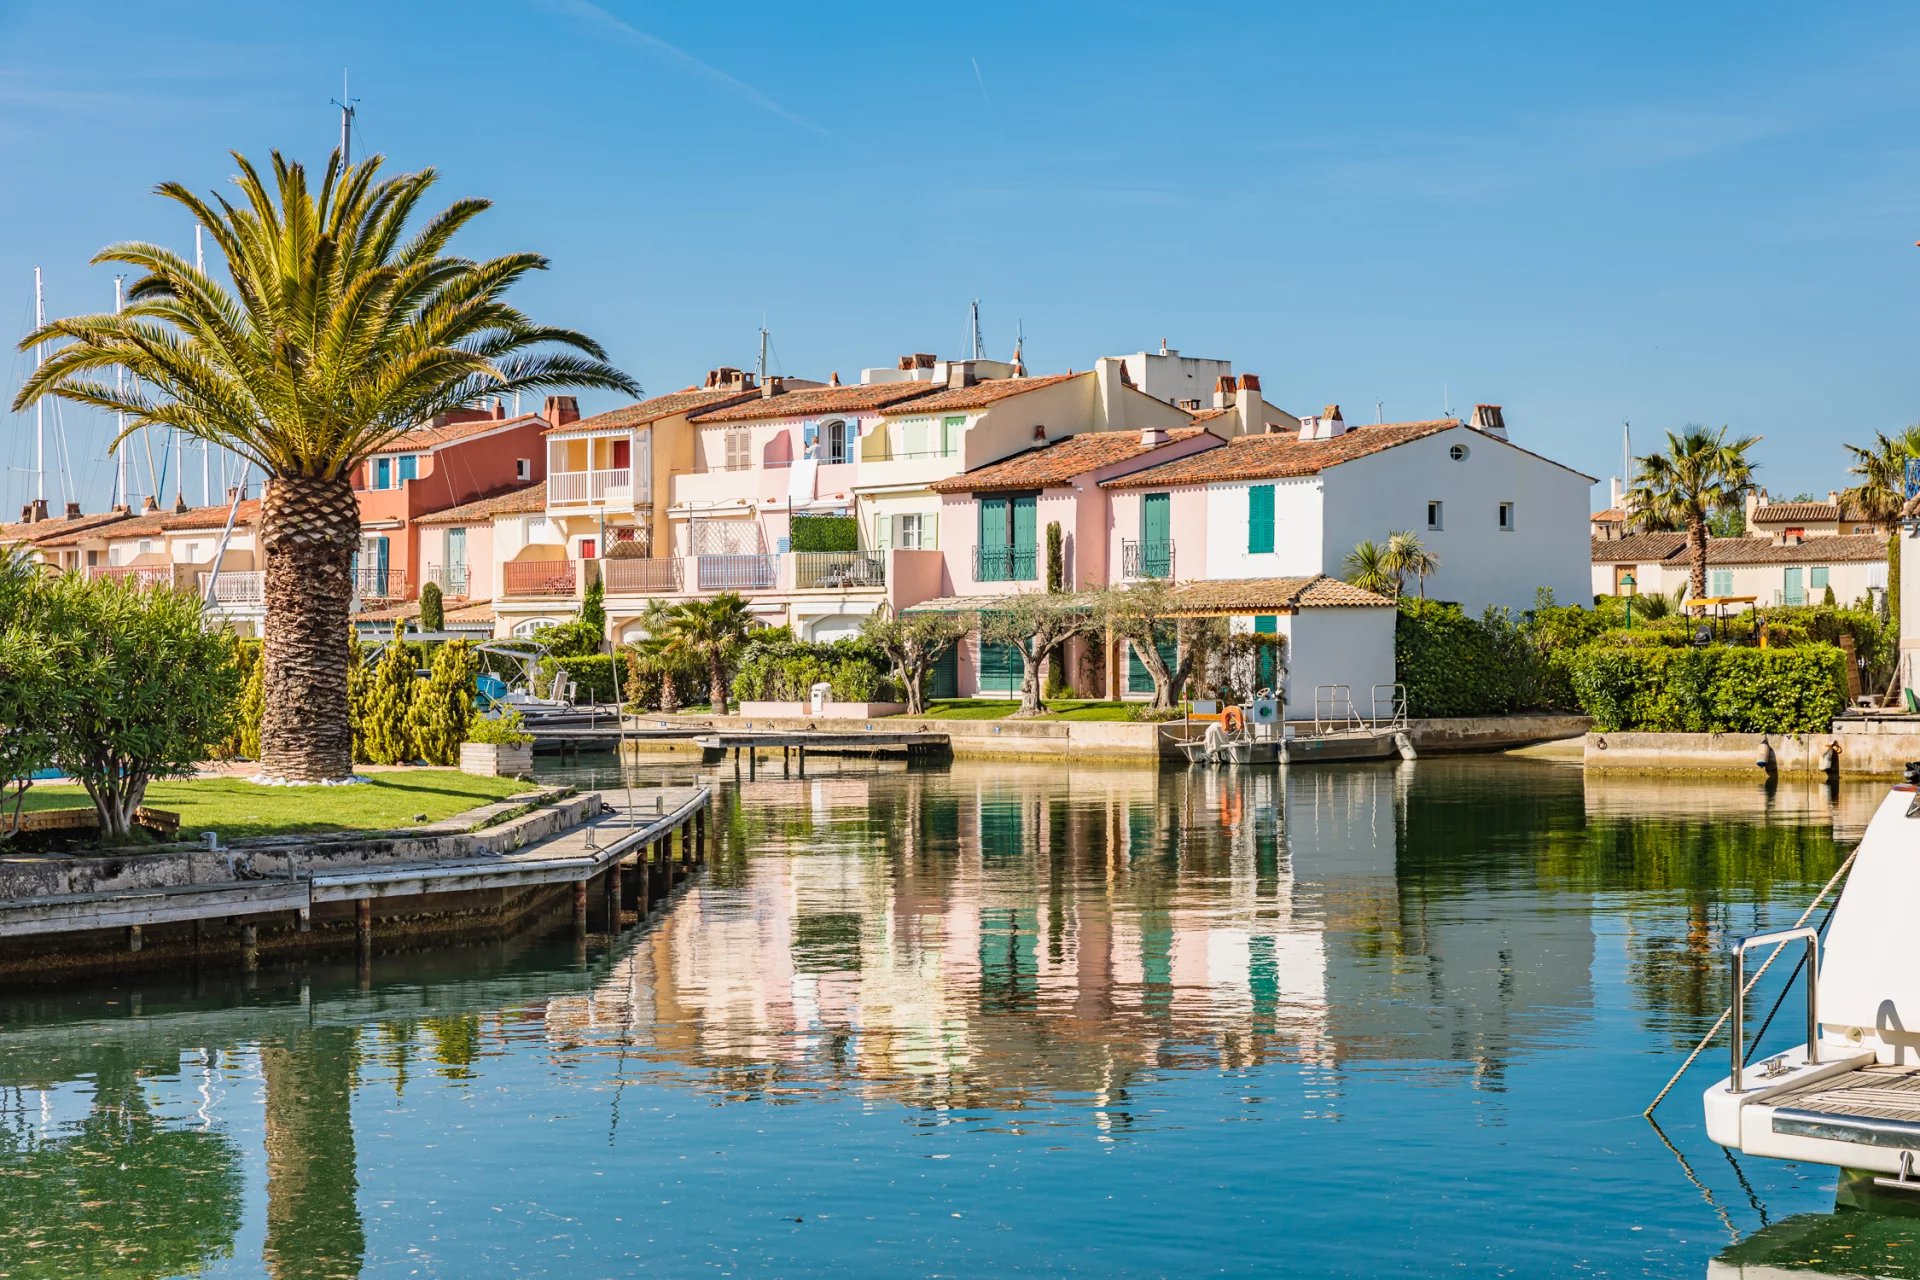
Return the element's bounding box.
[580,575,606,637]
[538,653,618,703]
[729,629,899,703]
[467,706,533,746]
[419,581,445,633]
[213,637,265,760]
[1566,643,1847,733]
[406,640,478,766]
[359,640,417,765]
[621,645,703,712]
[789,514,857,553]
[532,618,603,660]
[1396,599,1569,716]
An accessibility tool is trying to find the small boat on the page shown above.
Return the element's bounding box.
[1171,685,1416,767]
[474,639,606,729]
[1704,769,1920,1189]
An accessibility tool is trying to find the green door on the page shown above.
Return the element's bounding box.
[978,630,1023,694]
[1126,631,1180,695]
[978,494,1009,581]
[1782,566,1804,606]
[928,643,959,700]
[1009,493,1037,580]
[1141,492,1171,577]
[1254,615,1279,689]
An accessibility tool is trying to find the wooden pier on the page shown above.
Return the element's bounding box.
[690,730,951,777]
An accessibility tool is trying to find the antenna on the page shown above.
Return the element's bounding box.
[968,299,984,361]
[1011,319,1025,374]
[32,267,44,504]
[331,69,359,164]
[1376,400,1384,424]
[757,321,769,385]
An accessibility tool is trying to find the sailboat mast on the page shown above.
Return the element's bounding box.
[32,267,44,505]
[114,276,126,507]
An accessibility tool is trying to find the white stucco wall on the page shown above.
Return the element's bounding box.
[1204,477,1323,579]
[1265,607,1397,722]
[1320,426,1593,613]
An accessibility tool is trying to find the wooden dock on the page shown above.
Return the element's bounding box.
[690,730,950,776]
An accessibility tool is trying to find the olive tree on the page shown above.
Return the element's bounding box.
[977,591,1100,716]
[860,609,970,714]
[1099,579,1227,711]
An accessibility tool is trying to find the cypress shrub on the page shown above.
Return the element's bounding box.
[580,575,606,638]
[406,640,478,765]
[360,640,417,764]
[215,638,265,760]
[419,581,445,633]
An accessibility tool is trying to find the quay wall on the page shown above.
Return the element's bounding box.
[1583,722,1920,778]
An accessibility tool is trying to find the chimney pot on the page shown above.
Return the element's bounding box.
[19,503,31,523]
[1470,404,1506,437]
[829,371,841,387]
[542,395,580,428]
[174,494,189,514]
[63,501,81,520]
[1828,490,1840,507]
[141,495,159,514]
[1238,374,1261,393]
[914,352,936,370]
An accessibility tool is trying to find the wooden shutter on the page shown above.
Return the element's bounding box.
[1010,494,1037,578]
[1248,485,1275,553]
[924,512,938,549]
[876,514,892,550]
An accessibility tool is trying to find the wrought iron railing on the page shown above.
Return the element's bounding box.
[425,564,470,598]
[601,557,683,594]
[502,560,576,597]
[354,567,406,601]
[974,546,1037,583]
[794,551,886,590]
[697,553,778,591]
[1122,539,1175,580]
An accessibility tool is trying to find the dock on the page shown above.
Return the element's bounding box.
[689,730,951,776]
[0,784,712,979]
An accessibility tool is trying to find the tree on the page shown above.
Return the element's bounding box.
[41,574,240,839]
[1383,530,1439,601]
[978,591,1099,716]
[1045,521,1065,592]
[1343,539,1397,598]
[405,640,477,765]
[0,556,63,841]
[418,580,445,633]
[861,609,970,714]
[580,573,607,646]
[13,150,637,784]
[359,638,416,765]
[1627,426,1761,599]
[1841,425,1920,622]
[650,594,754,713]
[1099,579,1223,711]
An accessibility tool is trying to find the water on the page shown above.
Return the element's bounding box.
[0,755,1911,1278]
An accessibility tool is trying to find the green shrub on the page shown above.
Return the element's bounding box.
[419,581,445,633]
[1396,599,1569,716]
[789,514,857,553]
[580,575,606,637]
[406,640,478,766]
[214,637,264,760]
[467,707,534,746]
[359,640,417,764]
[538,653,618,703]
[1566,643,1846,733]
[532,618,602,659]
[729,629,899,703]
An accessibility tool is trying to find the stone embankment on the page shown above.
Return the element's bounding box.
[1585,719,1920,778]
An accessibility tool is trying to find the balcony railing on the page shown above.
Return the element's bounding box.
[503,560,577,597]
[91,564,176,589]
[697,553,778,591]
[424,564,470,598]
[1122,539,1175,580]
[354,567,406,602]
[794,550,886,590]
[975,546,1037,583]
[601,557,683,594]
[548,468,633,506]
[198,570,264,606]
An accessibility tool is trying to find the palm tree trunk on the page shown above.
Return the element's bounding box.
[709,658,728,714]
[258,476,360,782]
[1687,516,1709,600]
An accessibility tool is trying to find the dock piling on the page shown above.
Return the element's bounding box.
[356,898,373,956]
[126,924,142,953]
[240,924,258,970]
[573,880,589,934]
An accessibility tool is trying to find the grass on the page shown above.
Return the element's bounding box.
[17,771,532,843]
[919,699,1144,723]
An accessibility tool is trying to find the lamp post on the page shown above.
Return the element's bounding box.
[1622,572,1637,628]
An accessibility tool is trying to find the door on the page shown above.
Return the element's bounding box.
[1126,631,1179,695]
[1010,493,1037,580]
[446,527,468,596]
[978,495,1010,581]
[1782,566,1804,606]
[1141,492,1171,577]
[978,628,1022,694]
[928,643,959,700]
[1254,615,1279,690]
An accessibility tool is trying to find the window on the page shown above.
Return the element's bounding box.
[579,538,597,560]
[976,492,1038,581]
[1710,568,1733,597]
[1247,484,1275,554]
[724,430,751,471]
[823,419,853,465]
[1811,565,1830,591]
[374,457,391,489]
[397,455,419,484]
[897,514,927,549]
[138,539,155,556]
[1449,443,1470,461]
[515,458,532,481]
[1427,501,1444,530]
[1498,502,1515,531]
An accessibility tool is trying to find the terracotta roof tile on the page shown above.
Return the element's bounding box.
[1163,576,1395,613]
[1751,501,1873,524]
[415,482,548,525]
[377,412,545,453]
[1590,533,1687,563]
[877,372,1082,416]
[928,428,1211,493]
[0,510,132,546]
[546,386,759,436]
[1705,533,1887,566]
[162,500,261,531]
[1102,419,1461,488]
[688,380,942,424]
[1591,507,1626,522]
[33,506,188,546]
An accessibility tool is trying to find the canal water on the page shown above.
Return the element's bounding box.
[0,755,1911,1278]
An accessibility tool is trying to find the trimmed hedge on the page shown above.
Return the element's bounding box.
[730,630,898,703]
[1565,643,1847,733]
[538,654,619,704]
[1395,599,1572,717]
[789,514,857,553]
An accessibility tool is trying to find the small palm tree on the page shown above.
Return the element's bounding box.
[653,594,754,713]
[1627,426,1761,599]
[1382,530,1440,601]
[1343,539,1397,598]
[13,151,637,782]
[1841,424,1920,619]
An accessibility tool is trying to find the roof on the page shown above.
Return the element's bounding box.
[1101,419,1461,488]
[900,575,1392,616]
[415,482,547,525]
[546,386,759,436]
[376,412,545,453]
[876,372,1082,416]
[1705,534,1887,566]
[162,500,261,531]
[688,380,943,425]
[0,509,131,546]
[928,428,1210,493]
[31,505,188,546]
[1591,508,1626,522]
[1751,501,1871,524]
[1590,533,1687,564]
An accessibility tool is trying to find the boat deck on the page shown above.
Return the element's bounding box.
[1767,1064,1920,1148]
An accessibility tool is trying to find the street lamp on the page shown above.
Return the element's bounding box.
[1621,572,1637,628]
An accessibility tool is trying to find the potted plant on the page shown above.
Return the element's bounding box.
[460,707,535,777]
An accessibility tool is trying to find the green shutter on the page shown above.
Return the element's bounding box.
[1811,565,1830,590]
[928,643,959,699]
[978,631,1022,693]
[1126,631,1179,695]
[924,512,939,549]
[1141,493,1171,577]
[1253,616,1279,689]
[978,495,1009,582]
[876,514,892,550]
[1782,567,1804,605]
[942,416,966,455]
[1010,494,1037,579]
[1248,485,1275,554]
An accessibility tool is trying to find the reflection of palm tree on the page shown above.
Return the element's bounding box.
[262,1028,365,1280]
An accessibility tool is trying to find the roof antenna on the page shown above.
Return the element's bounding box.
[1443,382,1451,418]
[332,69,359,164]
[1376,400,1383,424]
[1011,319,1026,375]
[757,318,769,385]
[967,298,984,361]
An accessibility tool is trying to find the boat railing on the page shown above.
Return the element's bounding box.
[1370,683,1409,731]
[1729,926,1821,1095]
[1313,685,1365,736]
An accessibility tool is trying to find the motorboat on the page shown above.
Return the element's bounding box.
[1172,685,1416,767]
[1704,770,1920,1189]
[474,639,606,729]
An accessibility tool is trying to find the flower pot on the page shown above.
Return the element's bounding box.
[461,741,532,777]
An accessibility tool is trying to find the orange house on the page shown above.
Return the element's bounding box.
[352,397,578,603]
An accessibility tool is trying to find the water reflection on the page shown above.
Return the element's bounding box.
[0,758,1886,1276]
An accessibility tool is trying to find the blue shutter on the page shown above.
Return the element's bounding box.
[1248,485,1275,554]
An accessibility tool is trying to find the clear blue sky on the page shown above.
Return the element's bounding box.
[2,1,1916,516]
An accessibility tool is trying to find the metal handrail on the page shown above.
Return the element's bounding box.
[1313,684,1363,736]
[1370,683,1408,730]
[1730,926,1820,1094]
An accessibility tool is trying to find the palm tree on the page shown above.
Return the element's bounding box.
[12,151,637,781]
[1382,530,1440,601]
[1627,426,1761,600]
[1840,424,1920,619]
[652,594,754,713]
[1342,539,1397,598]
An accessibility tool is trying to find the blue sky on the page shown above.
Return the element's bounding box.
[2,1,1917,515]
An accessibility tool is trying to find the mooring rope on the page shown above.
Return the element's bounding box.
[1644,843,1860,1117]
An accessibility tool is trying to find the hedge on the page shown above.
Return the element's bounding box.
[789,514,857,553]
[730,631,898,703]
[1565,643,1847,733]
[1395,599,1571,716]
[538,653,619,703]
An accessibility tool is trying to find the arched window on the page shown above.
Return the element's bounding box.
[823,419,852,465]
[511,617,560,638]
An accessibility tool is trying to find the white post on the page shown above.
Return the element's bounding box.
[113,275,126,507]
[32,267,44,504]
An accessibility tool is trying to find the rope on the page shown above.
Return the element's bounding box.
[1643,843,1859,1116]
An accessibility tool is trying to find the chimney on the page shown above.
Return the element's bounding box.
[174,493,189,514]
[1234,375,1262,436]
[1297,404,1347,442]
[897,355,915,371]
[1470,404,1507,439]
[63,500,81,520]
[30,497,48,522]
[1212,376,1234,411]
[18,503,31,523]
[1828,490,1841,507]
[1141,425,1169,447]
[946,361,978,390]
[542,395,580,429]
[914,353,936,369]
[1745,487,1765,527]
[829,371,841,387]
[141,495,159,514]
[492,399,507,420]
[1094,357,1128,427]
[761,376,786,399]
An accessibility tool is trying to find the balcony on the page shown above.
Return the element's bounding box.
[1121,539,1175,580]
[354,567,407,602]
[91,564,176,590]
[424,564,470,598]
[602,557,683,594]
[697,553,778,591]
[503,560,577,597]
[974,546,1037,583]
[549,468,633,507]
[794,550,886,590]
[199,570,264,606]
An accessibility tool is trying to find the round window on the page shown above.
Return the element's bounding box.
[1449,443,1470,461]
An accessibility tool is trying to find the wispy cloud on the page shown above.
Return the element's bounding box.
[537,0,834,141]
[971,57,992,114]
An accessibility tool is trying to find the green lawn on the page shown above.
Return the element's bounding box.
[919,699,1142,723]
[19,771,532,843]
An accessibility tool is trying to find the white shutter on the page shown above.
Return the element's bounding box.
[876,514,892,550]
[924,512,938,549]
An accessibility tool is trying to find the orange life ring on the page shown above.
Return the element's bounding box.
[1222,706,1246,735]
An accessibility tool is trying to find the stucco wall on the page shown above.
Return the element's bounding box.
[1204,475,1322,579]
[1271,606,1397,721]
